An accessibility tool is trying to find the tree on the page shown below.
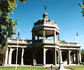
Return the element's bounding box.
[0,0,27,49]
[81,49,84,62]
[79,0,84,17]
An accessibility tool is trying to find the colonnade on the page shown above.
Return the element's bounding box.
[4,47,81,66]
[43,48,81,66]
[32,30,60,43]
[5,47,25,65]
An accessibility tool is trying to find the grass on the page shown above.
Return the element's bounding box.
[0,67,47,70]
[65,66,84,70]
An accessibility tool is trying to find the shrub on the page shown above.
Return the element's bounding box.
[81,62,84,65]
[0,61,2,65]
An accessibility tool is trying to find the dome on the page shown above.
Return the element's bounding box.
[34,13,56,25]
[43,13,48,18]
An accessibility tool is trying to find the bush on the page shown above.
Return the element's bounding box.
[0,61,2,65]
[81,62,84,65]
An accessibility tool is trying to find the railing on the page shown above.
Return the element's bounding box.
[57,41,80,46]
[8,39,32,44]
[44,39,54,43]
[34,39,54,43]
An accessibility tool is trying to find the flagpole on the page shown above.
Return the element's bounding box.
[16,37,18,69]
[76,32,78,43]
[15,28,20,69]
[45,3,46,13]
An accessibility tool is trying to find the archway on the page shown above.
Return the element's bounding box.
[36,49,43,64]
[62,51,67,62]
[46,50,53,64]
[12,49,21,64]
[70,51,75,64]
[23,49,32,65]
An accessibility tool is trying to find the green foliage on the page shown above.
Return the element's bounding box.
[0,0,27,49]
[79,0,84,17]
[61,40,66,42]
[79,3,82,8]
[81,62,84,65]
[0,61,2,65]
[81,49,84,62]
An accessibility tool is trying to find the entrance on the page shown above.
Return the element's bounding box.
[46,50,53,64]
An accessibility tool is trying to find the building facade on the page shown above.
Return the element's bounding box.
[4,12,81,66]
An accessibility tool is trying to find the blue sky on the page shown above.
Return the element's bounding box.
[9,0,84,49]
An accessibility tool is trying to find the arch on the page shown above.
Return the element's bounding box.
[46,50,53,64]
[36,49,43,64]
[23,49,32,65]
[12,49,21,64]
[70,51,75,64]
[62,51,67,62]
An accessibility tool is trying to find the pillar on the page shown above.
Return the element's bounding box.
[32,32,35,44]
[60,51,63,63]
[73,53,76,63]
[43,48,46,65]
[58,51,59,64]
[21,48,24,65]
[58,49,61,69]
[54,48,57,65]
[43,30,45,43]
[79,51,81,64]
[5,48,8,65]
[58,34,60,40]
[67,50,71,65]
[54,30,56,43]
[77,50,80,64]
[33,51,36,66]
[37,36,39,40]
[9,48,12,65]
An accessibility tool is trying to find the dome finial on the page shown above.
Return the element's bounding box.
[42,3,48,18]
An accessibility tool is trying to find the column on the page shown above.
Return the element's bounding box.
[54,49,57,65]
[58,34,60,40]
[79,51,81,64]
[54,30,56,43]
[21,48,24,65]
[58,51,59,64]
[37,36,39,40]
[58,49,61,69]
[77,50,80,64]
[43,30,45,43]
[43,48,46,65]
[5,48,9,65]
[56,50,57,65]
[67,50,71,65]
[33,51,36,66]
[32,32,35,44]
[9,48,12,65]
[60,51,63,63]
[73,53,76,63]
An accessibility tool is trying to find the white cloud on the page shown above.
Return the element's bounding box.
[74,36,83,39]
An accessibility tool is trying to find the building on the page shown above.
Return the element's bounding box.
[3,12,81,67]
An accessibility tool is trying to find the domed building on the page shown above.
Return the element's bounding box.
[3,11,81,67]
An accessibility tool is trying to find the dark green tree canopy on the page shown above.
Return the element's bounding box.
[79,0,84,17]
[0,0,27,49]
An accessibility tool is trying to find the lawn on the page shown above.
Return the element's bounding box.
[0,67,47,70]
[65,66,84,70]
